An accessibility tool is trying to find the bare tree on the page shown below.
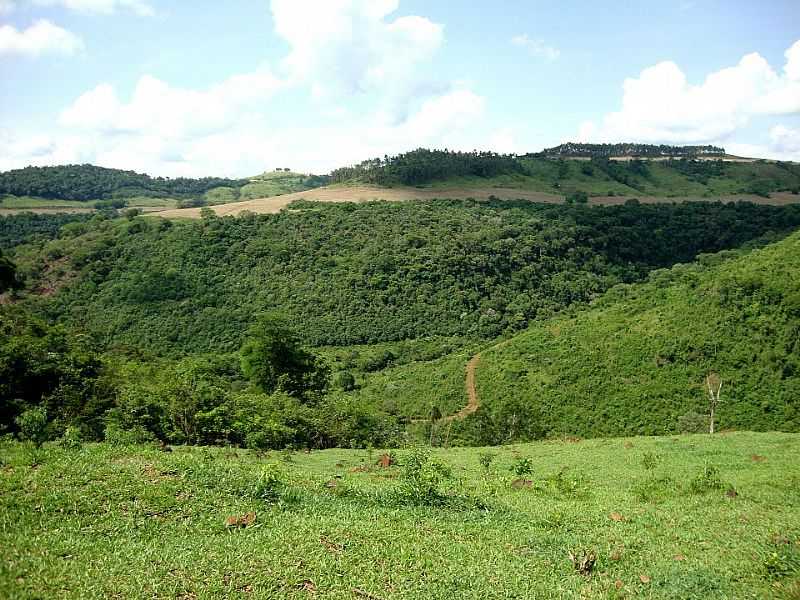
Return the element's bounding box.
[706,372,723,434]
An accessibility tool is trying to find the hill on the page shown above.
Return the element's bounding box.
[2,432,799,599]
[454,230,800,444]
[10,200,800,355]
[0,165,328,212]
[535,142,727,159]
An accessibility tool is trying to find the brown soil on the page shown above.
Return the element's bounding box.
[152,185,799,220]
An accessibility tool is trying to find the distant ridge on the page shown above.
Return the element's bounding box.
[533,142,726,159]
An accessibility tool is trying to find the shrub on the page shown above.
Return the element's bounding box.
[641,451,660,470]
[399,447,451,505]
[251,464,284,502]
[678,411,708,434]
[58,425,83,450]
[15,406,49,448]
[104,421,156,446]
[478,451,496,470]
[688,464,726,494]
[510,456,534,477]
[333,371,356,392]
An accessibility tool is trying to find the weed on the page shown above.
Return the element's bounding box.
[688,464,727,494]
[510,456,534,477]
[251,463,284,502]
[478,451,496,470]
[397,447,451,506]
[633,475,678,503]
[641,451,660,470]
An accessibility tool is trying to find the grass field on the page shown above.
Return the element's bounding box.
[2,432,798,599]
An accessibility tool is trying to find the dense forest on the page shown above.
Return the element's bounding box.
[535,143,727,158]
[454,231,800,444]
[0,164,247,201]
[329,149,524,186]
[7,200,800,354]
[0,212,93,250]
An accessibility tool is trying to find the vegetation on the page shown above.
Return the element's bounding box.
[535,142,726,158]
[0,212,93,250]
[8,200,800,356]
[462,231,800,443]
[1,432,798,598]
[0,164,246,201]
[330,148,524,186]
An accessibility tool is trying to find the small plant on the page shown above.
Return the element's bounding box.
[58,425,83,450]
[15,406,49,448]
[633,475,677,503]
[478,452,496,471]
[569,548,597,575]
[398,447,451,505]
[763,537,800,579]
[641,451,660,470]
[251,464,284,502]
[510,456,534,477]
[104,422,155,446]
[688,464,726,494]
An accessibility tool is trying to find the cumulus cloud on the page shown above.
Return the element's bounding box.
[511,34,559,61]
[32,0,155,16]
[60,67,284,138]
[271,0,443,102]
[0,19,83,56]
[579,39,800,144]
[2,0,487,177]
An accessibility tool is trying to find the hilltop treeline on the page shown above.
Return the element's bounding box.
[329,149,524,186]
[0,164,247,201]
[8,199,800,354]
[537,143,726,158]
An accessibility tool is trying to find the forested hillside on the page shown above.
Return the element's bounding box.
[9,200,800,354]
[456,231,800,444]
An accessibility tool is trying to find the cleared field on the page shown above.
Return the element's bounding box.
[1,432,798,599]
[154,185,799,219]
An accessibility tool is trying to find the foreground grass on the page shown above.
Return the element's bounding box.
[1,432,799,599]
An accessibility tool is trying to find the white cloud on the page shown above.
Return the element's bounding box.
[2,1,487,177]
[271,0,443,101]
[32,0,155,16]
[511,34,559,61]
[60,67,284,138]
[578,39,800,144]
[0,19,83,56]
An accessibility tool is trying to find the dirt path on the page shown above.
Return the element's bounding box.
[440,352,482,423]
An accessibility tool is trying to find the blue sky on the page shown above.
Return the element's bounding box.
[0,0,798,176]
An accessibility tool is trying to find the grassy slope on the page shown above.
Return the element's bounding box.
[238,171,323,200]
[421,159,800,198]
[2,433,798,599]
[474,232,800,440]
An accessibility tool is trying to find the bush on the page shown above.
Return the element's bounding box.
[58,425,83,450]
[333,371,356,392]
[510,456,534,477]
[688,464,726,494]
[399,447,451,505]
[678,411,708,434]
[251,464,284,502]
[104,421,156,446]
[15,406,49,448]
[478,451,496,470]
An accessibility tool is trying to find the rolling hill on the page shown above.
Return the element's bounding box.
[449,230,800,444]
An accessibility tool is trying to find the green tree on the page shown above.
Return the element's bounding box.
[240,313,330,400]
[0,250,20,293]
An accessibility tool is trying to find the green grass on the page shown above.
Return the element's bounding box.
[0,195,92,209]
[421,160,800,199]
[239,172,324,200]
[1,432,798,598]
[0,195,177,210]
